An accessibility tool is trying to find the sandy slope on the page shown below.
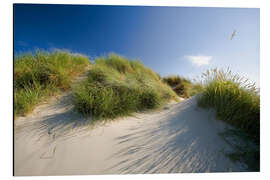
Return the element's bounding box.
[14,95,248,176]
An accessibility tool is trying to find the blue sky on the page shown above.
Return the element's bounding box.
[14,4,260,86]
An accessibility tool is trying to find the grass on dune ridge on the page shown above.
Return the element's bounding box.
[72,53,178,119]
[197,68,260,142]
[14,50,91,117]
[197,68,260,170]
[162,75,203,98]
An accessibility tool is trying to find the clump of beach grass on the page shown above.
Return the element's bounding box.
[162,75,203,98]
[14,50,91,117]
[72,53,178,119]
[197,68,260,142]
[197,68,260,170]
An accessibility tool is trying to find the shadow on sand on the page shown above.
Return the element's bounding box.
[105,96,248,173]
[15,95,249,174]
[15,93,93,145]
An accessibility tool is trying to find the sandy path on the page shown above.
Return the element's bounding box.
[14,95,248,176]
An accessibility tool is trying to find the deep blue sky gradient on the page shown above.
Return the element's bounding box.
[14,4,260,85]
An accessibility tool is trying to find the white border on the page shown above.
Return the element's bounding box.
[12,0,261,8]
[1,0,270,179]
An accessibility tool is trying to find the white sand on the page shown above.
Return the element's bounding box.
[14,95,248,176]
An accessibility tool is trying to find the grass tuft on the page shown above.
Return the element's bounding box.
[72,53,177,119]
[162,75,203,98]
[197,68,260,142]
[197,68,260,170]
[14,50,91,117]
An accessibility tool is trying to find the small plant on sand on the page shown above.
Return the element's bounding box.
[14,50,91,117]
[72,53,178,119]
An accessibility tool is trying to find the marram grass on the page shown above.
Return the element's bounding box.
[197,68,260,170]
[72,53,178,119]
[197,68,260,143]
[14,50,91,117]
[162,75,203,98]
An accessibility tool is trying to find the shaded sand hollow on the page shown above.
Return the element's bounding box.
[14,93,248,176]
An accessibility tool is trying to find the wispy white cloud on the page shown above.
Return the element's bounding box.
[185,55,212,66]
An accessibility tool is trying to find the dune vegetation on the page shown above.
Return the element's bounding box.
[14,50,91,117]
[197,68,260,170]
[72,53,178,119]
[162,75,203,98]
[197,68,260,142]
[14,50,260,171]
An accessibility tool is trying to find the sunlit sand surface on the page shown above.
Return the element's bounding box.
[14,95,248,176]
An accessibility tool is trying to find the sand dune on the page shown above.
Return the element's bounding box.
[14,95,248,176]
